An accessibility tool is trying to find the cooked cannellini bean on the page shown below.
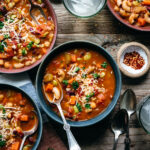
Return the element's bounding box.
[44,41,50,47]
[4,62,11,68]
[90,102,96,109]
[0,94,4,101]
[44,74,53,82]
[8,2,15,8]
[6,102,13,107]
[87,66,95,73]
[25,61,31,66]
[57,69,65,82]
[31,58,36,64]
[52,87,60,100]
[100,72,105,78]
[0,59,4,66]
[83,52,92,61]
[13,63,24,68]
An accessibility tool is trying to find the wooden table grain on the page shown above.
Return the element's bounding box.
[29,1,150,150]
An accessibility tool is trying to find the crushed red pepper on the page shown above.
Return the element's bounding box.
[123,51,145,70]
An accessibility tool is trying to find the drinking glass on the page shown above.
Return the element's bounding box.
[136,95,150,134]
[63,0,106,18]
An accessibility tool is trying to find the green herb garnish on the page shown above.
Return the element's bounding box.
[82,74,87,78]
[27,41,34,50]
[76,103,82,112]
[22,48,27,56]
[82,67,85,70]
[0,105,6,114]
[85,104,91,109]
[92,73,100,79]
[0,43,4,53]
[0,140,6,147]
[74,67,80,72]
[0,21,4,29]
[62,80,68,86]
[101,62,107,68]
[4,34,10,39]
[72,81,79,90]
[86,93,95,102]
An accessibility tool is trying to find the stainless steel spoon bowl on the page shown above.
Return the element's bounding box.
[120,89,136,150]
[28,0,47,24]
[19,111,39,150]
[43,78,81,150]
[111,109,128,150]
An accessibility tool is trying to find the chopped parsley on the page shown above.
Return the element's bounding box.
[72,81,79,90]
[74,67,80,72]
[4,34,10,39]
[82,67,85,70]
[76,103,82,112]
[0,134,6,147]
[82,74,87,78]
[86,93,95,102]
[27,41,34,50]
[0,21,4,29]
[101,62,107,68]
[9,18,14,23]
[92,73,100,79]
[0,105,6,114]
[62,80,68,86]
[85,104,91,109]
[0,43,4,53]
[22,48,27,56]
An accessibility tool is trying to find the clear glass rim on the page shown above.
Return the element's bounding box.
[63,0,107,18]
[139,96,150,134]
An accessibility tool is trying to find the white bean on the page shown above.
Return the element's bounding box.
[52,87,60,100]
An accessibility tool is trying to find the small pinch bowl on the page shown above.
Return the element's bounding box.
[0,0,57,74]
[107,0,150,32]
[0,83,43,150]
[36,41,122,127]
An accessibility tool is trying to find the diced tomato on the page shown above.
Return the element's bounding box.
[10,142,20,150]
[45,83,53,92]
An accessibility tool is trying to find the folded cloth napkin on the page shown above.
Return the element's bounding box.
[0,73,67,150]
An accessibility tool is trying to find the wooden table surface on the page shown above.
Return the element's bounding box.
[29,0,150,149]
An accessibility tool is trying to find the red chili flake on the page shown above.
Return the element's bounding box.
[123,51,145,70]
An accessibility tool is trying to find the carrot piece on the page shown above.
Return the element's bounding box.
[45,83,53,92]
[138,18,146,26]
[71,54,77,62]
[0,35,4,41]
[68,78,75,84]
[20,115,29,121]
[142,0,150,5]
[70,96,76,105]
[11,142,20,150]
[41,48,47,54]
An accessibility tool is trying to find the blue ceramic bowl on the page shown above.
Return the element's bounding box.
[0,84,43,149]
[36,41,122,127]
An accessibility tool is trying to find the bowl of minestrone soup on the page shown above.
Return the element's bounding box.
[0,0,57,73]
[36,41,122,127]
[0,84,42,150]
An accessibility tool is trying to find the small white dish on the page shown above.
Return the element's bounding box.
[117,42,150,78]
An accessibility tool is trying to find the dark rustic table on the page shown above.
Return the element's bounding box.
[29,1,150,149]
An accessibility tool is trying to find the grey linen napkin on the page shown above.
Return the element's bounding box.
[0,73,67,150]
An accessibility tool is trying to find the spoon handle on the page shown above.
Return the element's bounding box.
[113,133,120,150]
[19,135,28,150]
[125,137,130,150]
[57,103,81,150]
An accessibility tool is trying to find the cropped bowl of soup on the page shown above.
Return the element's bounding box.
[36,41,122,127]
[0,84,42,150]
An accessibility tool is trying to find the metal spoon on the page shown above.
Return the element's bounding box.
[43,79,81,150]
[28,0,47,24]
[111,109,128,150]
[120,89,136,150]
[19,111,39,150]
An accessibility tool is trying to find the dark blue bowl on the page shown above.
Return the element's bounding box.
[36,41,122,127]
[0,84,43,149]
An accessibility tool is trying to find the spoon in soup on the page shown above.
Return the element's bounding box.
[28,0,47,24]
[19,111,38,150]
[43,78,81,150]
[111,109,128,150]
